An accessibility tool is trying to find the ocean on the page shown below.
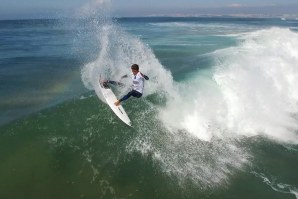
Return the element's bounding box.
[1,16,298,199]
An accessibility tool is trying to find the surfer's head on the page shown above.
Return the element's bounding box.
[131,64,139,75]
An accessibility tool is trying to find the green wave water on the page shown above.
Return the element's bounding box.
[1,95,297,198]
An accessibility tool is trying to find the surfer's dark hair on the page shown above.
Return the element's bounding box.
[131,64,139,70]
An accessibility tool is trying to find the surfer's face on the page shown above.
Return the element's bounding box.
[132,69,138,75]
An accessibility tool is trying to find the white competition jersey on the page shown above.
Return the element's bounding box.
[132,72,144,93]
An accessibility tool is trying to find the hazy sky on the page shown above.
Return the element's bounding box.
[1,0,298,19]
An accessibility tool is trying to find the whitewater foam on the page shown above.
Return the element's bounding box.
[147,28,298,187]
[80,5,298,189]
[160,27,298,144]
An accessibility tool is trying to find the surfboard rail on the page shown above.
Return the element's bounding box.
[95,78,132,127]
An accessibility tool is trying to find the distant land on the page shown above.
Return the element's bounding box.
[141,14,298,19]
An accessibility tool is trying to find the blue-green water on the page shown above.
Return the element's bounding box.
[1,16,298,198]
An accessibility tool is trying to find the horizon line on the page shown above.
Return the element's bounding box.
[1,13,298,21]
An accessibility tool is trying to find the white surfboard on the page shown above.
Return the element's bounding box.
[95,79,132,127]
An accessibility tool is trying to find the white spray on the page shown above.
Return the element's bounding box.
[79,1,298,188]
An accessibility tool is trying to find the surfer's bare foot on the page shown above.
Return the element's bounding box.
[114,100,120,106]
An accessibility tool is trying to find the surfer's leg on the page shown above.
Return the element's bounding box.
[109,81,125,87]
[131,90,142,98]
[120,91,134,101]
[114,90,142,106]
[114,91,133,106]
[121,90,142,101]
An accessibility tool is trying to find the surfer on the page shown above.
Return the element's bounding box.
[103,64,149,106]
[115,64,149,106]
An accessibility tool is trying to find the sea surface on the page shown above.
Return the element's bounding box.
[1,15,298,199]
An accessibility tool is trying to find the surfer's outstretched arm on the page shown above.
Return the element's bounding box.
[140,73,149,80]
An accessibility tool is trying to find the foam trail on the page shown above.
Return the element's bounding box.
[252,172,298,198]
[160,28,298,144]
